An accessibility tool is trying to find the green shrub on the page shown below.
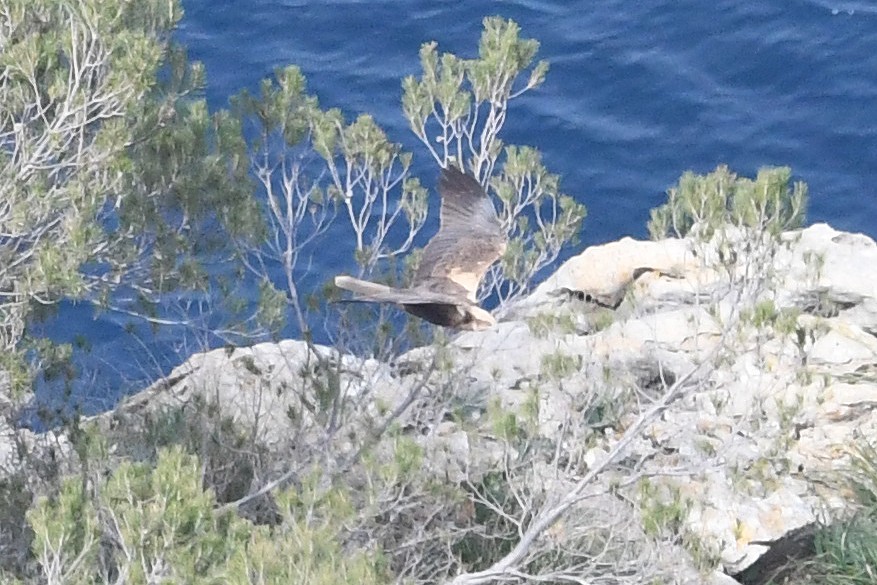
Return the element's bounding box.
[649,165,807,240]
[26,447,389,584]
[808,441,877,585]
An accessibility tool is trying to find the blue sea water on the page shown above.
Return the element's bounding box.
[30,0,877,419]
[176,0,877,241]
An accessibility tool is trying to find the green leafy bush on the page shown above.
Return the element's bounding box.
[648,165,807,240]
[0,0,261,397]
[26,446,389,584]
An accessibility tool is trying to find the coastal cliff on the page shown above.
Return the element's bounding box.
[4,222,877,584]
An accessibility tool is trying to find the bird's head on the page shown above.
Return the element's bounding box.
[459,305,497,331]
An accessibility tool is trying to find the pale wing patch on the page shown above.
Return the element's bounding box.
[446,267,481,303]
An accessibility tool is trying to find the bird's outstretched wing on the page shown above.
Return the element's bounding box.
[334,275,466,306]
[414,166,507,302]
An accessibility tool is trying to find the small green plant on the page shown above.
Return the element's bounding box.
[378,434,424,483]
[540,350,582,380]
[590,308,617,332]
[774,307,802,337]
[526,311,577,338]
[638,479,689,538]
[521,386,541,426]
[487,398,524,443]
[747,457,781,493]
[746,299,780,329]
[638,481,719,574]
[741,299,801,337]
[681,528,723,574]
[694,437,718,458]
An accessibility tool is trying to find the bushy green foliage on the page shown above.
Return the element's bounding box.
[25,446,389,584]
[648,165,807,240]
[402,17,548,174]
[0,0,262,397]
[0,0,183,392]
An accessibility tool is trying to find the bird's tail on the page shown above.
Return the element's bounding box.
[333,275,401,303]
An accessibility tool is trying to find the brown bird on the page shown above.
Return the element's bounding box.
[334,165,507,331]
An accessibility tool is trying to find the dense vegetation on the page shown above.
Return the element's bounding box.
[1,1,873,584]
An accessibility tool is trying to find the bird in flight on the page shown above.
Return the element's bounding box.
[334,165,507,331]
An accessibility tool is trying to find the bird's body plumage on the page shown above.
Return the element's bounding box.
[334,166,506,331]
